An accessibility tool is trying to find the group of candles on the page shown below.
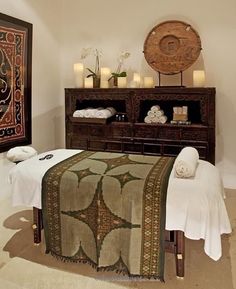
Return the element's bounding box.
[73,63,154,88]
[74,63,206,88]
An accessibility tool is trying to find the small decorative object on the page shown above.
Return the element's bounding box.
[143,20,202,86]
[171,106,191,124]
[81,47,102,88]
[73,63,84,87]
[39,154,53,161]
[0,13,32,153]
[193,70,205,87]
[143,76,154,88]
[144,105,167,124]
[115,112,127,122]
[110,51,130,87]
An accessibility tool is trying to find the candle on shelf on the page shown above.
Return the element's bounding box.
[143,76,154,88]
[117,77,127,88]
[193,70,205,87]
[129,80,138,88]
[133,73,141,87]
[84,77,93,88]
[73,63,84,88]
[100,80,109,88]
[100,67,111,81]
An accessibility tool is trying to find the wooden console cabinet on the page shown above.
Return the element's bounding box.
[65,87,215,164]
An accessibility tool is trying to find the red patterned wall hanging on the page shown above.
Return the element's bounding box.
[0,13,32,152]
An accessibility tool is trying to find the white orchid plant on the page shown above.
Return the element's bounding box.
[111,51,131,79]
[80,48,130,85]
[81,48,102,79]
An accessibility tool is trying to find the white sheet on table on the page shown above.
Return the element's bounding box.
[166,160,232,261]
[9,149,81,209]
[8,150,232,261]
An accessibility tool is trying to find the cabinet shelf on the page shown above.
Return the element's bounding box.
[69,116,111,124]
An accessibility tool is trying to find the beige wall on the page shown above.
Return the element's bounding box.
[0,0,236,195]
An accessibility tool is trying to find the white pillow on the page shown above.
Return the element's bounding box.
[7,146,38,162]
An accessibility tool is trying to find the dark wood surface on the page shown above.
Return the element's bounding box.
[65,87,215,164]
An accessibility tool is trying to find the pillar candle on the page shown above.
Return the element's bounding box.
[193,70,205,87]
[143,76,154,88]
[84,77,93,88]
[73,63,84,88]
[133,73,141,87]
[100,80,109,88]
[129,80,138,88]
[117,77,127,88]
[100,67,111,81]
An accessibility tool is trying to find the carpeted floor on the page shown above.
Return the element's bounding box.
[0,189,235,289]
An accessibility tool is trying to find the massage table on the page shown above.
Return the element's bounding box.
[8,149,231,279]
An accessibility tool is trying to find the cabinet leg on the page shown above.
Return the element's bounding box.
[175,230,185,278]
[33,207,42,245]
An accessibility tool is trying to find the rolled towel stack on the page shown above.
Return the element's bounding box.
[174,146,199,178]
[144,105,167,124]
[73,107,116,119]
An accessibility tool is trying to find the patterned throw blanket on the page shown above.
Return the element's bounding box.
[42,151,174,281]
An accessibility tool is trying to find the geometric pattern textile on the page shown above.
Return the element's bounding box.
[42,151,174,281]
[0,24,26,141]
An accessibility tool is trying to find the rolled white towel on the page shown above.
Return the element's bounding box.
[154,110,164,117]
[158,115,167,124]
[147,110,155,117]
[7,146,38,162]
[84,108,97,118]
[151,116,159,123]
[144,116,152,123]
[106,107,116,115]
[147,112,155,120]
[174,147,199,178]
[73,109,87,117]
[96,107,116,118]
[95,109,112,118]
[151,105,160,112]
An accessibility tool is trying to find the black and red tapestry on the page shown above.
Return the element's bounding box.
[0,13,32,152]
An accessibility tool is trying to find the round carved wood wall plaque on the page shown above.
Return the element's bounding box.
[143,20,202,75]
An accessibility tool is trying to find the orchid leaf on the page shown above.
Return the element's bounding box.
[111,71,127,77]
[119,71,127,77]
[86,68,96,75]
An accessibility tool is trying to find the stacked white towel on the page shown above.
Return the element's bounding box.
[73,107,116,119]
[95,107,116,118]
[73,109,88,117]
[144,105,167,124]
[174,146,199,178]
[84,108,98,118]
